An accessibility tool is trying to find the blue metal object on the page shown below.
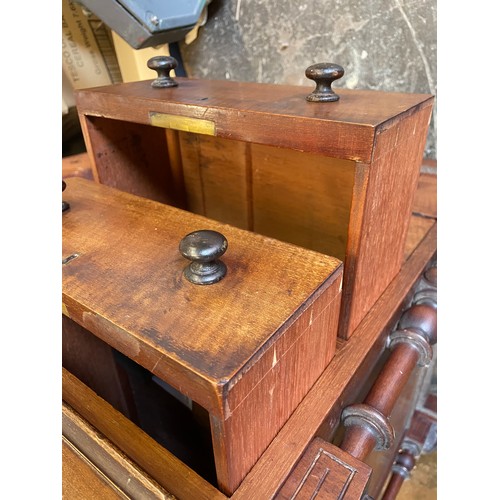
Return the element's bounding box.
[76,0,208,49]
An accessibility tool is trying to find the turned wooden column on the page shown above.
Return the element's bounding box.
[340,265,437,462]
[381,440,420,500]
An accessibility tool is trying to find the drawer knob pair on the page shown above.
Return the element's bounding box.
[179,230,228,285]
[146,56,344,102]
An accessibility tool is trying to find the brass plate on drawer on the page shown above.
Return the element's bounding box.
[149,112,216,136]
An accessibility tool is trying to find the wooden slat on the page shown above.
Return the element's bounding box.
[63,438,126,499]
[179,132,252,229]
[63,403,175,499]
[251,144,355,260]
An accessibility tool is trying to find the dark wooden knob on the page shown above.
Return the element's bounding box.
[62,180,70,212]
[147,56,179,88]
[305,63,344,102]
[179,230,228,285]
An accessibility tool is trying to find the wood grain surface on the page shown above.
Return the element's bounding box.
[63,439,126,499]
[63,402,175,499]
[62,177,342,415]
[231,224,436,499]
[76,78,432,162]
[62,177,343,494]
[76,79,433,342]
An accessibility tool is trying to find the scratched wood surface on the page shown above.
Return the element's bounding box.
[232,225,436,499]
[337,104,433,338]
[62,177,343,494]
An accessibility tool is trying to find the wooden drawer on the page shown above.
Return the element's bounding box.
[74,70,433,339]
[62,177,343,494]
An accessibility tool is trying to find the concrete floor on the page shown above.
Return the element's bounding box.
[398,451,437,499]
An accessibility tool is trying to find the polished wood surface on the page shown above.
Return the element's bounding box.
[75,78,432,162]
[62,177,342,414]
[62,176,343,494]
[61,224,436,500]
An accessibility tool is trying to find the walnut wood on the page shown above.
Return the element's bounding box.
[63,368,226,500]
[63,402,175,499]
[231,225,436,499]
[62,177,343,494]
[276,437,372,499]
[75,78,433,340]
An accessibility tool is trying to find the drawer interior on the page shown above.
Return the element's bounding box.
[84,115,356,262]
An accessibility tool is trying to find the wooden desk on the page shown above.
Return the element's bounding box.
[63,68,436,498]
[62,169,436,499]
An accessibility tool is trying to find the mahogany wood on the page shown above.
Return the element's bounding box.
[362,371,425,497]
[276,437,372,499]
[338,276,437,498]
[231,225,436,499]
[381,449,416,500]
[62,177,343,494]
[340,321,436,461]
[75,78,433,339]
[412,172,437,218]
[75,79,432,162]
[81,116,187,208]
[380,390,437,499]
